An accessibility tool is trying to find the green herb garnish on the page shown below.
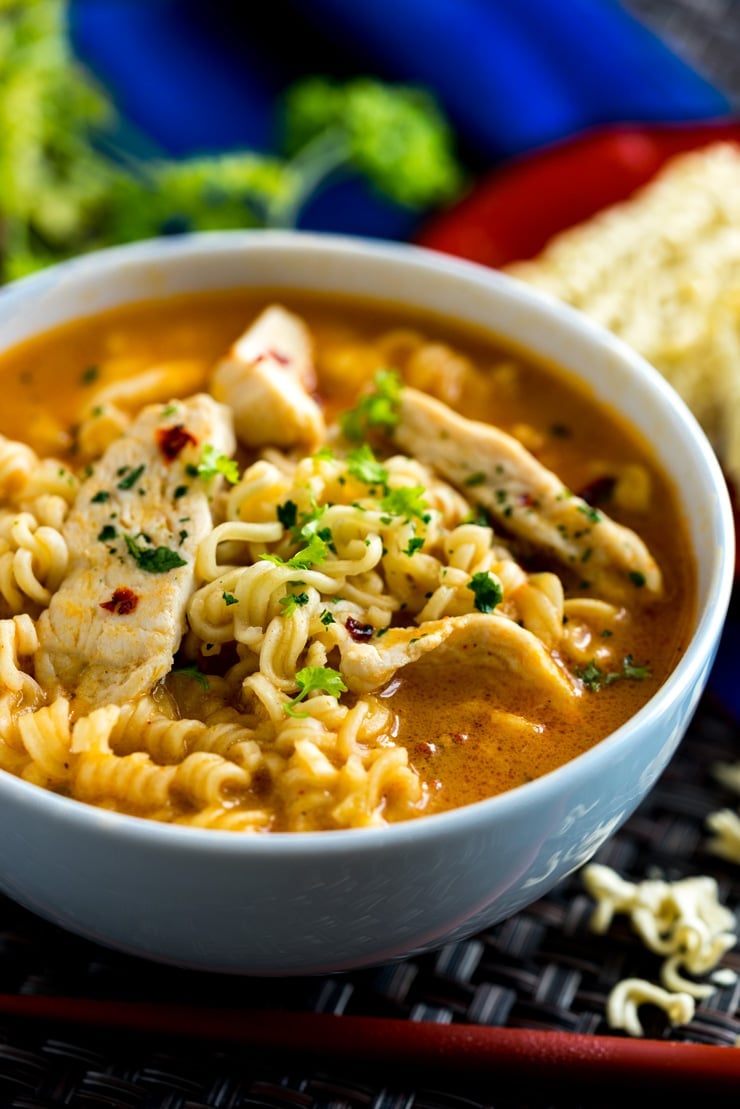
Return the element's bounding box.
[277,500,299,530]
[403,536,425,557]
[466,572,503,614]
[346,444,389,486]
[222,592,238,606]
[124,535,187,574]
[97,525,116,542]
[284,666,348,717]
[575,655,651,692]
[340,369,402,442]
[196,444,239,484]
[262,531,331,570]
[91,490,110,504]
[80,365,99,385]
[577,504,602,524]
[280,591,310,616]
[380,485,429,522]
[464,471,486,487]
[171,663,209,689]
[117,464,145,491]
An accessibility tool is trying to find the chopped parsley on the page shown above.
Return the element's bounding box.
[280,591,310,616]
[194,443,239,484]
[91,490,110,504]
[403,536,425,557]
[171,663,209,689]
[80,365,100,385]
[340,368,402,442]
[284,500,328,542]
[462,508,489,527]
[380,485,429,522]
[320,609,336,626]
[346,444,389,487]
[575,654,651,692]
[577,504,602,524]
[124,535,187,574]
[174,485,189,500]
[117,464,145,491]
[629,571,647,588]
[466,571,503,614]
[223,592,238,606]
[277,500,298,530]
[262,531,331,570]
[97,525,117,542]
[464,471,486,487]
[284,666,348,717]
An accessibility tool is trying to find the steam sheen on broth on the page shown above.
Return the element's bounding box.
[0,291,695,830]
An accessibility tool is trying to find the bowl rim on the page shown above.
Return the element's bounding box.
[0,228,733,855]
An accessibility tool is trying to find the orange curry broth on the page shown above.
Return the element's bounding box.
[0,289,696,815]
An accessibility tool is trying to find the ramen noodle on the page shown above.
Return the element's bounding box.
[0,292,695,831]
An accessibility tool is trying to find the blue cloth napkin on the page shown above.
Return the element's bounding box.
[70,0,732,237]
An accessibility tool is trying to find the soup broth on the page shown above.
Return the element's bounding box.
[0,291,695,830]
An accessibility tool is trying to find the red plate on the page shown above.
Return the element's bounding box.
[417,119,740,269]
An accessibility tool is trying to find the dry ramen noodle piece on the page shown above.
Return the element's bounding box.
[36,394,235,714]
[393,387,662,601]
[506,143,740,488]
[210,304,325,450]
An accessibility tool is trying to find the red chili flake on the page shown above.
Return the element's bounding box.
[415,741,437,756]
[100,587,139,615]
[451,732,469,745]
[156,424,197,462]
[517,492,537,507]
[345,616,374,641]
[254,349,291,367]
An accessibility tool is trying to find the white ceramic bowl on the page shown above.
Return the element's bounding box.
[0,232,733,975]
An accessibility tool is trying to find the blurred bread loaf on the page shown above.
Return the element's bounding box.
[506,143,740,488]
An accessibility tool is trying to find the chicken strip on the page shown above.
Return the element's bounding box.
[393,388,662,601]
[36,394,235,713]
[210,305,325,451]
[335,612,578,710]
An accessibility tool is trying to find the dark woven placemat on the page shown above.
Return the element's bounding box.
[0,684,736,1108]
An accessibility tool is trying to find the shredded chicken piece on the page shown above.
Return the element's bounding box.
[334,611,579,709]
[36,394,235,713]
[393,387,662,601]
[210,305,325,450]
